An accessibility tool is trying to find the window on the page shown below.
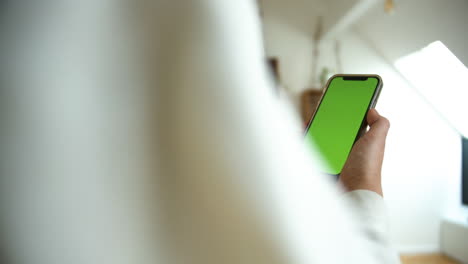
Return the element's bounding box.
[395,41,468,137]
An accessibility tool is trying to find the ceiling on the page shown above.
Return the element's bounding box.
[260,0,359,38]
[354,0,468,66]
[261,0,468,66]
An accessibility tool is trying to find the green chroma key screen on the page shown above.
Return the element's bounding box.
[305,77,379,175]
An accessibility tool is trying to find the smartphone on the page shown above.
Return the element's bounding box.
[304,74,383,175]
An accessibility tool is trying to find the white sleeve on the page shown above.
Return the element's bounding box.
[344,190,402,264]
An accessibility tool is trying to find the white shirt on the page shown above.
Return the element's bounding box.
[1,1,400,263]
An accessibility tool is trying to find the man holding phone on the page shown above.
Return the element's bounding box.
[1,1,400,264]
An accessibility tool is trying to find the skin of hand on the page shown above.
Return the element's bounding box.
[339,109,390,197]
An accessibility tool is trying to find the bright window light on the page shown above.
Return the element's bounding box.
[395,41,468,137]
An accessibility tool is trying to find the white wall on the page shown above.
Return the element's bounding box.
[263,17,315,94]
[352,0,468,251]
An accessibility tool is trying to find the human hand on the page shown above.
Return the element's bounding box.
[339,109,390,196]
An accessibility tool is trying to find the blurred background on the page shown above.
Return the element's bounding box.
[2,1,468,264]
[259,0,468,262]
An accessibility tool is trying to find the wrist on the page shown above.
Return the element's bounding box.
[340,176,383,197]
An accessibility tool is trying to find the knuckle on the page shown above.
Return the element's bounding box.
[381,117,390,129]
